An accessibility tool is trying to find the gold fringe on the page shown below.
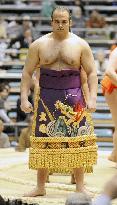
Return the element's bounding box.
[29,145,97,173]
[84,166,93,173]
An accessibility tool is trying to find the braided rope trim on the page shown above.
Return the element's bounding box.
[30,135,96,143]
[29,145,98,173]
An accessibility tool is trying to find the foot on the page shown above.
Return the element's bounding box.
[23,188,46,197]
[71,174,86,185]
[76,187,94,198]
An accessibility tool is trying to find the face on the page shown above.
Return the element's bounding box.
[51,10,71,35]
[23,20,30,27]
[1,88,8,98]
[75,7,82,17]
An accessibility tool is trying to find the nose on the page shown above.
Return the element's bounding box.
[58,21,62,27]
[59,23,62,28]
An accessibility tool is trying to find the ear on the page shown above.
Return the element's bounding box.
[70,19,72,27]
[51,20,53,27]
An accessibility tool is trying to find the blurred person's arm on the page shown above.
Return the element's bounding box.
[93,195,111,205]
[93,174,117,205]
[15,128,27,151]
[0,109,11,123]
[105,47,117,86]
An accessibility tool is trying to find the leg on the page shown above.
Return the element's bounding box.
[71,173,76,184]
[73,168,94,196]
[73,167,84,192]
[108,129,117,162]
[105,91,117,162]
[23,168,48,197]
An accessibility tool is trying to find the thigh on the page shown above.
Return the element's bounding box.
[105,90,117,126]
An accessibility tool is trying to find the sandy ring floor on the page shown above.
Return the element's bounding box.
[0,148,117,205]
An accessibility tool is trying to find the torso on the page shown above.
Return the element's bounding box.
[36,33,83,71]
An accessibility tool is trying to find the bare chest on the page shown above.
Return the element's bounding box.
[39,41,81,66]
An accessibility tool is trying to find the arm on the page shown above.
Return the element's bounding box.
[105,48,117,86]
[81,40,98,112]
[15,129,27,151]
[20,40,40,113]
[18,129,27,151]
[80,67,90,103]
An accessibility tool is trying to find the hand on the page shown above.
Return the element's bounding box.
[103,174,117,200]
[86,98,96,113]
[20,100,33,113]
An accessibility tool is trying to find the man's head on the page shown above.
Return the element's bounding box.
[72,6,82,18]
[65,193,92,205]
[22,15,32,30]
[51,7,72,35]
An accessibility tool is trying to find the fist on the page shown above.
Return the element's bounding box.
[86,98,96,113]
[20,100,33,113]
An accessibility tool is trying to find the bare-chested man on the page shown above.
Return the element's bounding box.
[21,7,98,197]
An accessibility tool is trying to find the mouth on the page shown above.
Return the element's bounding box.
[57,29,64,31]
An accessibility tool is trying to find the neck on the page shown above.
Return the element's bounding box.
[52,32,70,40]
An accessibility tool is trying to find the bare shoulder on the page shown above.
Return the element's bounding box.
[71,33,90,50]
[29,33,51,50]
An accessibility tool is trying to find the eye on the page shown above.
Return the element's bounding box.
[62,20,67,24]
[54,20,59,24]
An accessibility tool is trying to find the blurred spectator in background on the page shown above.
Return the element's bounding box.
[0,119,10,148]
[7,19,21,39]
[28,0,42,5]
[0,16,8,39]
[8,29,33,60]
[86,11,108,40]
[9,29,33,49]
[20,15,33,36]
[0,83,11,123]
[0,41,8,62]
[41,0,56,17]
[15,114,33,152]
[86,10,106,28]
[74,0,84,15]
[72,6,86,38]
[95,49,108,75]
